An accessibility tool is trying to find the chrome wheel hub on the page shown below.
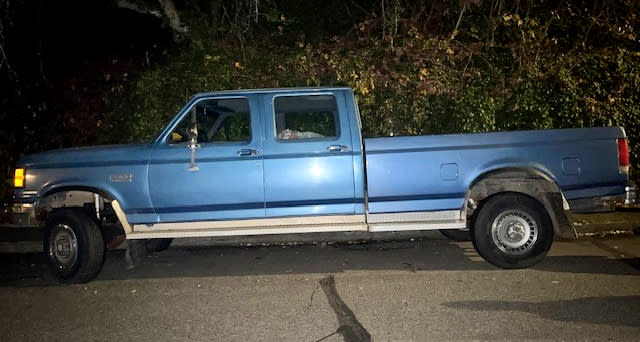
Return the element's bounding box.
[491,210,538,255]
[49,224,78,269]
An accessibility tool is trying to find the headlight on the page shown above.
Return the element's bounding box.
[14,168,25,188]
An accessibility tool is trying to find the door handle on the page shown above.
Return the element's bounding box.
[237,149,258,156]
[327,145,348,152]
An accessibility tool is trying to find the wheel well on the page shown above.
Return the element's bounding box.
[38,189,126,247]
[36,189,116,225]
[466,169,560,210]
[472,191,548,221]
[466,169,577,239]
[41,186,116,202]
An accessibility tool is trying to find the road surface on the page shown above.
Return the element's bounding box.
[1,232,639,341]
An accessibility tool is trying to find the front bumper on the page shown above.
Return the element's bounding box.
[624,183,637,205]
[11,203,38,226]
[11,189,40,226]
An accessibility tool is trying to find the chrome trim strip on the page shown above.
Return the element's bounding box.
[125,210,470,238]
[368,221,466,232]
[128,222,367,239]
[366,210,462,223]
[133,214,366,233]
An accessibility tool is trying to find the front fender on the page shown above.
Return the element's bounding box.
[24,165,154,224]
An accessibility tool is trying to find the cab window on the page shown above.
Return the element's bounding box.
[169,98,251,144]
[274,95,339,141]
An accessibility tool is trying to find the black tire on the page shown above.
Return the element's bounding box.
[146,238,173,253]
[439,229,471,241]
[471,193,553,269]
[44,209,105,283]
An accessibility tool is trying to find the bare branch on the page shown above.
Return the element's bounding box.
[0,35,14,76]
[116,0,163,18]
[116,0,188,34]
[157,0,188,33]
[450,1,468,40]
[0,2,13,76]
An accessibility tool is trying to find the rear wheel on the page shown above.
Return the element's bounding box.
[472,193,553,269]
[44,209,105,283]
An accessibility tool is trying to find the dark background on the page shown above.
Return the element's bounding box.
[1,0,638,220]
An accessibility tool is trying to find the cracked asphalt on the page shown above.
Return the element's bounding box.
[1,232,640,341]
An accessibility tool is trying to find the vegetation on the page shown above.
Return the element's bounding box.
[105,0,639,154]
[1,0,639,217]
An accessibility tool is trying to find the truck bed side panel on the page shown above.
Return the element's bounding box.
[364,127,627,214]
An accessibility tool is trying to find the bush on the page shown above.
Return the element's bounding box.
[101,6,640,187]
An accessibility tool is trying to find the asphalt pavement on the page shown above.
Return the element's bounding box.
[1,231,639,341]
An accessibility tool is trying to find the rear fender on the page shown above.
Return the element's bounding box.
[466,169,576,239]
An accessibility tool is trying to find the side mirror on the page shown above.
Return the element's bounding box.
[171,132,183,143]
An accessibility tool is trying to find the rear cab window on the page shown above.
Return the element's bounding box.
[274,95,340,141]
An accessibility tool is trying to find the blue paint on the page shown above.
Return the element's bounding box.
[562,158,581,175]
[440,163,459,181]
[13,87,629,225]
[260,91,358,218]
[364,126,627,213]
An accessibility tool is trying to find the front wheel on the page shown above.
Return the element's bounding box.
[472,193,553,269]
[44,209,105,283]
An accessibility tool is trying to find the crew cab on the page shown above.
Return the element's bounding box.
[11,87,632,283]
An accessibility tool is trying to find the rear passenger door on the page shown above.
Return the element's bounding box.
[261,91,356,217]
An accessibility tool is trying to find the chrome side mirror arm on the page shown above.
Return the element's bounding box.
[188,142,199,172]
[187,111,200,171]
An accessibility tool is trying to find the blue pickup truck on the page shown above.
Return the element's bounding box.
[12,87,632,283]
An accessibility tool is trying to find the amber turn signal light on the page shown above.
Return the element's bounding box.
[14,168,25,188]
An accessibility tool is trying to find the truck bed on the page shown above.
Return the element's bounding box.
[364,127,628,214]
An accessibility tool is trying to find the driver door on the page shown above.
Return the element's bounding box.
[147,96,265,223]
